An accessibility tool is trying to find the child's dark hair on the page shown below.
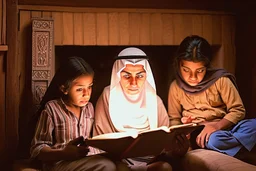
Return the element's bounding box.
[40,56,94,110]
[174,35,212,71]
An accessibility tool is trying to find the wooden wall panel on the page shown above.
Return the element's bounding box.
[139,13,150,45]
[17,9,226,46]
[192,15,203,37]
[162,14,173,45]
[212,15,222,45]
[31,11,42,18]
[6,0,19,168]
[109,13,119,45]
[150,13,162,45]
[42,11,52,18]
[96,13,108,45]
[211,15,235,73]
[221,15,236,73]
[203,15,213,44]
[129,13,140,45]
[118,13,129,45]
[182,14,194,37]
[83,13,96,45]
[74,13,83,45]
[19,10,32,124]
[52,12,63,45]
[62,13,74,45]
[173,14,185,45]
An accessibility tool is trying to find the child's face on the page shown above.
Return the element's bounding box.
[64,75,93,107]
[179,60,206,86]
[120,64,147,95]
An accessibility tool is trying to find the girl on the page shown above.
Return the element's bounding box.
[168,35,256,165]
[30,56,128,171]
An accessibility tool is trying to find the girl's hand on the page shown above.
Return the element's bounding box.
[196,124,218,148]
[181,116,196,124]
[62,136,89,160]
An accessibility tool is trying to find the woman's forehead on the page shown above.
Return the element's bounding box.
[122,64,145,73]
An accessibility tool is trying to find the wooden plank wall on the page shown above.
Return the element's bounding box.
[19,9,224,46]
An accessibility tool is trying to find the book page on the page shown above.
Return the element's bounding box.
[138,123,198,135]
[169,123,197,130]
[139,125,170,134]
[91,130,139,140]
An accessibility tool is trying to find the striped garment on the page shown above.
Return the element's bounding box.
[30,98,100,159]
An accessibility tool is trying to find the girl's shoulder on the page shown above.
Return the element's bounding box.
[169,79,182,91]
[41,99,65,116]
[215,76,235,87]
[44,99,61,108]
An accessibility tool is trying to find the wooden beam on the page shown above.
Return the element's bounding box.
[18,5,234,15]
[17,0,244,12]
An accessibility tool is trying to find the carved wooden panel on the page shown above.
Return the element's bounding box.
[32,18,54,105]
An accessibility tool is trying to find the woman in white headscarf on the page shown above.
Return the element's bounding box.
[93,47,188,171]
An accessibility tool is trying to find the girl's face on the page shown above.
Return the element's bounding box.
[179,60,206,86]
[120,64,147,95]
[62,75,93,107]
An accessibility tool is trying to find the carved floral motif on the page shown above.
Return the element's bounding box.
[32,19,54,105]
[35,32,49,67]
[34,84,47,104]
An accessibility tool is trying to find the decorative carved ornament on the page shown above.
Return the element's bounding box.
[32,18,54,105]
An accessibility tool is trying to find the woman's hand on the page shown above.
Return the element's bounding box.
[62,136,89,160]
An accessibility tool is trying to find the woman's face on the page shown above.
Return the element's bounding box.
[62,74,94,107]
[120,64,147,95]
[179,60,206,86]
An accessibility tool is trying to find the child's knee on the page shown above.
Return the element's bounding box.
[206,132,223,149]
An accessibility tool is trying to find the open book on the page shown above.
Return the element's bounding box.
[86,123,204,159]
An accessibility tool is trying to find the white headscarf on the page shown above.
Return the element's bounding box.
[109,47,158,132]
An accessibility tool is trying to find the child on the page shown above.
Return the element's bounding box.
[30,56,128,171]
[168,35,256,165]
[93,47,189,171]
